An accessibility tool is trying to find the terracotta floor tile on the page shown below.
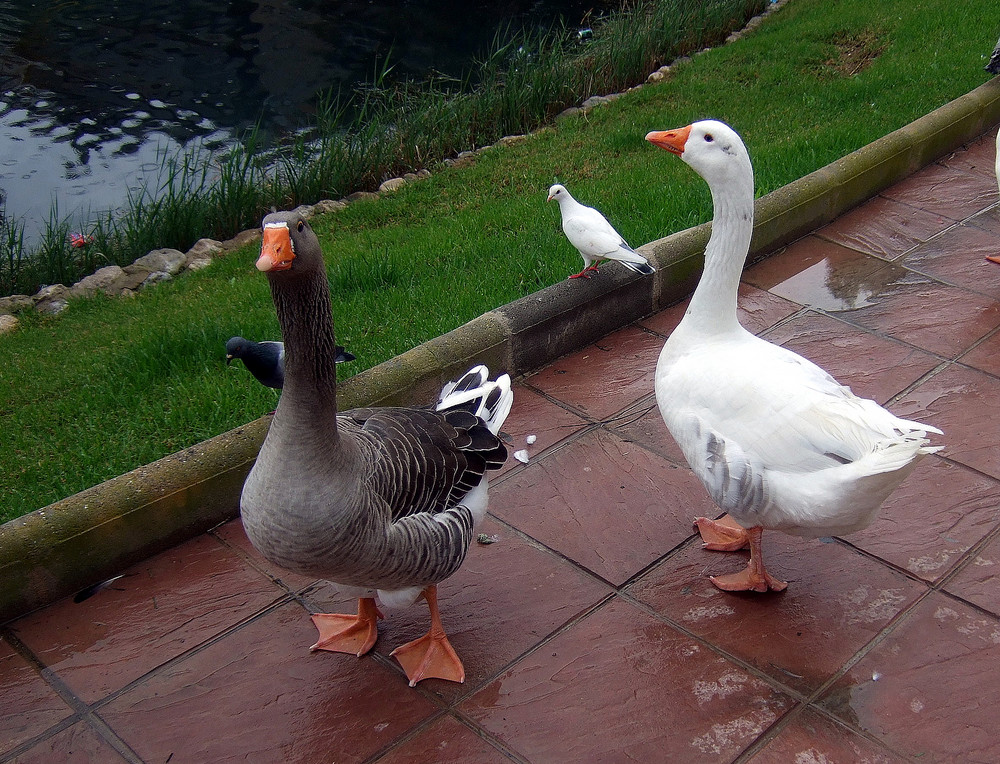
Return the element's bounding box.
[495,384,590,477]
[760,311,941,404]
[460,598,792,763]
[0,637,74,757]
[306,515,611,702]
[817,195,954,260]
[490,428,717,585]
[748,708,908,764]
[743,236,901,312]
[968,205,1000,237]
[629,536,926,695]
[958,327,1000,377]
[892,363,1000,480]
[901,223,1000,295]
[101,601,440,764]
[612,398,688,466]
[937,135,1000,181]
[374,715,512,763]
[819,592,1000,762]
[846,457,1000,582]
[944,533,1000,617]
[7,721,128,764]
[10,534,284,704]
[640,283,799,338]
[838,271,1000,359]
[526,324,662,420]
[880,162,998,221]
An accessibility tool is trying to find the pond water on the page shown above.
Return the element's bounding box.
[0,0,611,243]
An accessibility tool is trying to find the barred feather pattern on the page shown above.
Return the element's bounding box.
[239,210,512,594]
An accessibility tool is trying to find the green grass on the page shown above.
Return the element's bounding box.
[0,0,766,298]
[1,0,997,522]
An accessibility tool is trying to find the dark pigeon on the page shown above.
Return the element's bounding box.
[226,336,354,389]
[987,37,1000,74]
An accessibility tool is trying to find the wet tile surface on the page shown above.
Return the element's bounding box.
[744,236,899,312]
[900,222,1000,296]
[10,534,284,704]
[879,161,998,222]
[526,323,663,420]
[847,457,1000,582]
[818,592,1000,763]
[375,715,513,763]
[4,130,1000,763]
[0,638,74,758]
[958,326,1000,377]
[101,601,442,764]
[944,533,1000,617]
[817,195,953,261]
[838,270,1000,359]
[629,536,926,695]
[8,722,129,764]
[459,598,794,763]
[490,427,715,586]
[490,384,590,476]
[747,707,909,763]
[893,363,1000,480]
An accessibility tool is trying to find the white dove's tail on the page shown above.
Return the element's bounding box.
[612,244,655,275]
[619,258,655,275]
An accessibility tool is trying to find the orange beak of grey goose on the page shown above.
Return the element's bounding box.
[256,223,296,272]
[645,125,691,156]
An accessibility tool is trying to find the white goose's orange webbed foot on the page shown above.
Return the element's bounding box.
[694,514,751,551]
[390,585,465,687]
[708,526,788,593]
[310,597,383,657]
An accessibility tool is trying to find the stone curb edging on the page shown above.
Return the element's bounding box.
[3,77,999,625]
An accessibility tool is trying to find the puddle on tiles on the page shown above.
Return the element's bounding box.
[768,258,905,312]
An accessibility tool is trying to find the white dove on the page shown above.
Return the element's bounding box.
[547,184,655,279]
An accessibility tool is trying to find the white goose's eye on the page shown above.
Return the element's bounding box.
[704,134,714,143]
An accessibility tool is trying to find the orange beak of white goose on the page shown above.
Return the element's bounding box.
[256,223,296,272]
[645,125,691,156]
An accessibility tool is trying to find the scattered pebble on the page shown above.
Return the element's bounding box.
[526,434,537,444]
[476,533,499,545]
[514,449,530,463]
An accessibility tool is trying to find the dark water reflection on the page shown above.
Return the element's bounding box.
[0,0,610,241]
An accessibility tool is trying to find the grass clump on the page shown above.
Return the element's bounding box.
[1,0,998,523]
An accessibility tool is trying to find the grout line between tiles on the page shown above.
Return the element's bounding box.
[87,594,296,713]
[0,627,145,764]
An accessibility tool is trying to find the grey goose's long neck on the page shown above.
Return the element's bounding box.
[269,269,340,430]
[685,166,755,336]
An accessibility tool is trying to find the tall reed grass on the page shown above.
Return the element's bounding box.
[1,0,766,298]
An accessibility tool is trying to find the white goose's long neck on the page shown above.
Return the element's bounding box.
[685,165,755,336]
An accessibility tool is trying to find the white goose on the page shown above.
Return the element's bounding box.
[645,120,942,592]
[240,211,513,685]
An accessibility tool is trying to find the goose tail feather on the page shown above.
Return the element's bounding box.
[436,366,514,435]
